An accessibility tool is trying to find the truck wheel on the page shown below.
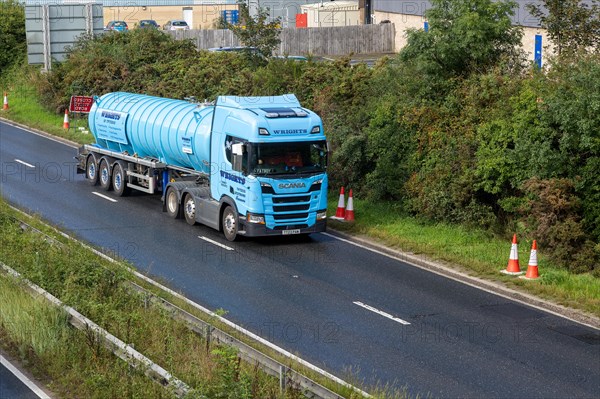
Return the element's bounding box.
[85,154,99,186]
[99,159,112,191]
[183,194,196,226]
[222,206,238,242]
[112,162,130,197]
[166,187,181,219]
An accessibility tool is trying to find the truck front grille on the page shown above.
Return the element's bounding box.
[272,195,311,203]
[273,213,309,220]
[273,204,310,212]
[263,192,316,229]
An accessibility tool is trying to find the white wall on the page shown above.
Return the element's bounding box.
[374,11,555,64]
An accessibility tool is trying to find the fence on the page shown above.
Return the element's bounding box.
[168,23,395,56]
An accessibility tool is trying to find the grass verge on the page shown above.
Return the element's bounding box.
[327,197,600,318]
[0,61,92,144]
[0,273,172,399]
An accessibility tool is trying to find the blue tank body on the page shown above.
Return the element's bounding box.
[88,92,213,174]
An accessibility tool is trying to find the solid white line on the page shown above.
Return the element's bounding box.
[0,355,51,399]
[322,232,600,331]
[353,301,411,325]
[198,236,234,251]
[14,159,35,168]
[92,192,117,203]
[0,117,79,148]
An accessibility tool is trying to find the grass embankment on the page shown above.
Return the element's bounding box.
[328,197,600,318]
[0,201,303,398]
[0,62,92,144]
[0,274,170,398]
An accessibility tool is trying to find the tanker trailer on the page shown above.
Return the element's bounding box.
[76,92,329,241]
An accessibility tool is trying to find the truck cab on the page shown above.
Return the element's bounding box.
[208,95,328,240]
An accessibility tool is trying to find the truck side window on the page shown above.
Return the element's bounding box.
[225,135,247,174]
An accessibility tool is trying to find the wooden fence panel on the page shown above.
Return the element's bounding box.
[168,24,395,56]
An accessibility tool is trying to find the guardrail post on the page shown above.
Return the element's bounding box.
[205,325,213,354]
[279,365,287,393]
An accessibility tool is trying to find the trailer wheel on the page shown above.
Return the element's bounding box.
[112,162,130,197]
[222,206,238,242]
[85,154,99,186]
[166,187,181,219]
[99,159,112,191]
[183,194,196,226]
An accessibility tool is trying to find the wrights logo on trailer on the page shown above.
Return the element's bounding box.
[278,182,306,189]
[101,111,121,120]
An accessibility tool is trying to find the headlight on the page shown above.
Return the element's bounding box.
[311,126,321,134]
[247,213,265,224]
[317,210,327,220]
[259,128,270,136]
[260,183,274,194]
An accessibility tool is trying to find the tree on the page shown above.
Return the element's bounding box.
[527,0,600,56]
[400,0,523,78]
[227,1,281,58]
[0,0,26,71]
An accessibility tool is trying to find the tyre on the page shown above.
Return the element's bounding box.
[222,205,238,242]
[112,162,130,197]
[99,159,112,191]
[183,193,196,226]
[166,187,181,219]
[85,154,99,186]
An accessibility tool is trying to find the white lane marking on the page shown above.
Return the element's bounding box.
[322,232,600,331]
[0,355,51,399]
[15,159,35,168]
[353,301,411,326]
[92,192,117,203]
[198,236,234,251]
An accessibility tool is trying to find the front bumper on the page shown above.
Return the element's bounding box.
[240,218,327,237]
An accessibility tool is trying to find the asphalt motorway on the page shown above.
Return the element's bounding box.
[0,364,38,399]
[1,120,599,398]
[1,354,50,399]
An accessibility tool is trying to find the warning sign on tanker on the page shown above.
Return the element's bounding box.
[69,96,94,113]
[95,108,129,145]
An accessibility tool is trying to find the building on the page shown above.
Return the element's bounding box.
[300,1,359,28]
[101,0,238,30]
[365,0,596,63]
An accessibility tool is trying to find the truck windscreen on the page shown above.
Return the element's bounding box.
[249,141,327,176]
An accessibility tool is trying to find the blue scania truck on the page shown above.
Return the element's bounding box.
[76,92,328,241]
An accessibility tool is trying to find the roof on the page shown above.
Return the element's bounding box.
[372,0,596,28]
[301,1,359,11]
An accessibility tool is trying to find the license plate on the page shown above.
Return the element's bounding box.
[282,229,301,235]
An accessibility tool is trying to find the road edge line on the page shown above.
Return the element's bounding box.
[323,231,600,331]
[0,354,52,399]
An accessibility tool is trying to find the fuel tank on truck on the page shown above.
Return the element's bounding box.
[88,92,213,174]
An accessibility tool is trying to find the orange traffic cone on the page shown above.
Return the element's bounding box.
[344,189,355,222]
[521,240,540,280]
[331,187,345,220]
[63,109,70,129]
[3,92,8,110]
[501,234,524,275]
